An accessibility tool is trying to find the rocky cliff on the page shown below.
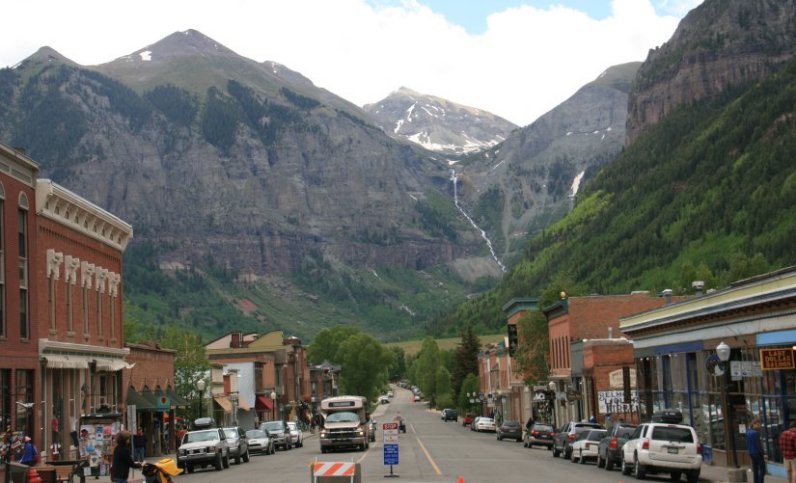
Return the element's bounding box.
[626,0,796,144]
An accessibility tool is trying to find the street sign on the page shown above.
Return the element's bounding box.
[384,443,399,465]
[382,422,399,444]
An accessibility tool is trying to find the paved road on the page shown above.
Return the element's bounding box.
[159,385,760,482]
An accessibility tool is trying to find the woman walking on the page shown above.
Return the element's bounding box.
[111,431,141,483]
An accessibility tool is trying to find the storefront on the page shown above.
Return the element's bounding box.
[621,267,796,479]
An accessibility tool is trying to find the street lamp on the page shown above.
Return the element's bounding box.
[270,391,277,422]
[196,379,206,420]
[229,393,239,427]
[548,381,557,427]
[715,341,739,469]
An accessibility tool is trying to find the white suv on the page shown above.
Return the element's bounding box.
[621,422,702,482]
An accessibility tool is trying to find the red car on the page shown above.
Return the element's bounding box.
[462,413,476,427]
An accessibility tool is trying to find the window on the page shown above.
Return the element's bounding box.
[17,206,27,339]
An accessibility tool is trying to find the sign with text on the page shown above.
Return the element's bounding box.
[598,390,639,414]
[383,422,399,444]
[384,443,399,465]
[760,348,795,371]
[608,368,637,389]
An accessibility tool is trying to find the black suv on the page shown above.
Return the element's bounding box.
[552,421,603,459]
[441,408,458,422]
[596,423,636,471]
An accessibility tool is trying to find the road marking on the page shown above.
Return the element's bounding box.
[415,434,442,476]
[356,444,373,464]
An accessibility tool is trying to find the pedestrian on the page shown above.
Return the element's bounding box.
[779,421,796,483]
[133,428,146,462]
[746,419,766,483]
[588,415,597,423]
[111,431,141,483]
[18,436,37,466]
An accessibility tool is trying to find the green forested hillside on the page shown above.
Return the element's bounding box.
[429,57,796,336]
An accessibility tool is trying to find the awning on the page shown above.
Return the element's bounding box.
[139,387,159,411]
[42,354,90,369]
[95,357,135,371]
[256,395,274,411]
[166,386,190,408]
[214,396,233,414]
[238,398,251,411]
[126,386,156,410]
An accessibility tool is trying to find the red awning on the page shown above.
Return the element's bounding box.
[256,395,274,411]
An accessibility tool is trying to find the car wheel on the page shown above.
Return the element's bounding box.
[686,469,699,483]
[243,449,250,463]
[553,446,560,458]
[564,448,572,460]
[497,434,501,441]
[633,455,646,480]
[517,437,522,442]
[235,451,241,465]
[570,450,577,463]
[223,453,230,469]
[186,464,194,474]
[214,453,223,471]
[605,457,614,471]
[597,454,604,468]
[621,458,632,476]
[670,471,681,481]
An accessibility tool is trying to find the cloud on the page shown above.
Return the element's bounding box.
[0,0,685,126]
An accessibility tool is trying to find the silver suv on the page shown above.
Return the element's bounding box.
[177,428,230,473]
[621,422,702,482]
[552,421,603,459]
[223,426,250,464]
[260,420,291,450]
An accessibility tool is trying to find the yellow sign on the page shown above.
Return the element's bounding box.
[760,348,795,371]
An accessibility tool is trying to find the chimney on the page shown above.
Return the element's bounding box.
[662,289,673,304]
[231,331,242,348]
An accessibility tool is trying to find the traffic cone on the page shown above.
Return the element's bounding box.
[457,476,464,483]
[27,468,42,483]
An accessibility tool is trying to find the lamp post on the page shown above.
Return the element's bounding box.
[270,391,277,422]
[548,381,557,428]
[715,341,739,469]
[196,379,206,420]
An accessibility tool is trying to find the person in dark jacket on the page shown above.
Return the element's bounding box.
[111,431,141,483]
[18,436,37,466]
[746,419,766,483]
[133,428,146,462]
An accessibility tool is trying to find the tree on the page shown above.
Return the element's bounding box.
[413,337,441,403]
[337,333,394,402]
[434,366,453,408]
[387,346,407,381]
[513,310,549,385]
[307,325,359,364]
[452,324,480,398]
[457,373,480,413]
[159,327,210,421]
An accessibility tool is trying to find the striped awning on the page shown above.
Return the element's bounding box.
[42,354,90,369]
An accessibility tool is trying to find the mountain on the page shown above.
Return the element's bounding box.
[363,87,517,155]
[454,62,640,266]
[430,0,796,336]
[626,0,796,144]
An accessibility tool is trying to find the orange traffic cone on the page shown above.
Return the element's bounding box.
[457,476,464,483]
[28,468,42,483]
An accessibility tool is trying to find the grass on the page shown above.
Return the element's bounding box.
[386,333,506,356]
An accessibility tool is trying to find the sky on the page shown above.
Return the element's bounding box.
[1,0,703,126]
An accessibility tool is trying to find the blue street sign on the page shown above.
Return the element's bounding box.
[384,443,399,465]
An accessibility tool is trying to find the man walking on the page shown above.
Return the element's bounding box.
[746,419,765,483]
[779,421,796,483]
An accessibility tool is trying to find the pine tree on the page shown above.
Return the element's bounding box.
[452,325,480,399]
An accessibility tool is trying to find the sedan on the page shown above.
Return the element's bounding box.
[245,429,275,455]
[497,420,523,442]
[570,429,607,464]
[286,421,304,448]
[524,422,555,449]
[474,417,496,432]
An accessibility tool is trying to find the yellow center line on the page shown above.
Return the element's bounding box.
[413,427,442,476]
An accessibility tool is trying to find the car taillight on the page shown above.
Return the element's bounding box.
[568,434,576,442]
[532,431,539,436]
[642,439,649,450]
[697,443,702,455]
[609,437,618,449]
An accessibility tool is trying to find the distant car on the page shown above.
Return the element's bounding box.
[552,421,603,459]
[260,420,290,450]
[462,413,475,427]
[441,409,458,422]
[474,417,496,432]
[245,429,275,455]
[286,421,304,448]
[524,422,555,449]
[596,423,637,470]
[387,391,394,398]
[569,429,607,464]
[222,426,250,464]
[496,420,523,442]
[621,422,702,483]
[470,416,481,431]
[413,394,421,402]
[379,396,390,404]
[368,419,377,442]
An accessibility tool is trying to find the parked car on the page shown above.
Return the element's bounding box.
[387,391,394,398]
[570,429,607,464]
[596,423,637,470]
[552,421,603,459]
[524,422,555,449]
[222,426,250,464]
[496,420,523,442]
[462,413,476,427]
[414,394,422,402]
[245,429,275,455]
[286,421,304,448]
[177,428,230,473]
[260,420,291,450]
[621,422,702,483]
[379,395,390,404]
[470,416,481,431]
[368,419,377,442]
[441,409,458,422]
[474,417,496,432]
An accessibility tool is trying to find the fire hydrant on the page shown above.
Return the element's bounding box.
[27,467,42,483]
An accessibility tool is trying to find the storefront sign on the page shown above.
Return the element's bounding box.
[609,368,636,389]
[598,390,639,414]
[760,348,795,370]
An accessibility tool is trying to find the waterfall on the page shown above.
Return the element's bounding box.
[450,169,507,273]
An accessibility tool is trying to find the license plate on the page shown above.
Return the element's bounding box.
[667,447,679,454]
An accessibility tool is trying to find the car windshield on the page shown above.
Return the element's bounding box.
[326,411,360,423]
[533,424,554,432]
[224,429,238,439]
[261,422,284,432]
[246,430,266,439]
[184,430,218,443]
[652,426,694,443]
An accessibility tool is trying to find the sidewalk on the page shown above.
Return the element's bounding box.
[700,463,787,483]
